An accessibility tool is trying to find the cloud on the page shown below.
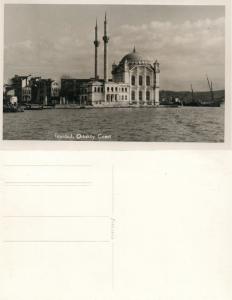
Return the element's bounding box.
[110,17,225,90]
[4,16,225,90]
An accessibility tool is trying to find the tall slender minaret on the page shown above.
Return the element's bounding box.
[94,19,100,79]
[154,60,160,106]
[102,12,109,82]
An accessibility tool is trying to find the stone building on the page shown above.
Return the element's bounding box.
[51,81,60,104]
[30,78,59,105]
[112,47,160,106]
[10,75,32,104]
[60,13,160,107]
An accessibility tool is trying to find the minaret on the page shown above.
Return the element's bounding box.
[103,12,109,82]
[94,19,100,79]
[154,60,160,106]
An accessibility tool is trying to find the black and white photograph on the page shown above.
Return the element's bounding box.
[3,4,226,142]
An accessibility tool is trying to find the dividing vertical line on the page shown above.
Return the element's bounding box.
[112,165,114,217]
[112,238,114,291]
[111,164,115,291]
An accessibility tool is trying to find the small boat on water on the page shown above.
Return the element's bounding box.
[3,104,24,113]
[183,78,221,107]
[159,104,179,108]
[3,96,24,113]
[25,104,43,110]
[199,76,221,107]
[183,84,201,107]
[43,105,55,109]
[198,101,220,107]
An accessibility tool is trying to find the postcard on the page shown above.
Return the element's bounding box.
[1,150,232,300]
[1,1,232,300]
[1,1,230,146]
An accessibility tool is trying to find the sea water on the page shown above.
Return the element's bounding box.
[3,106,224,142]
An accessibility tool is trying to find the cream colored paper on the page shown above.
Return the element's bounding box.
[1,150,232,300]
[1,1,232,300]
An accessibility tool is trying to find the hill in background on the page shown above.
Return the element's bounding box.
[160,90,225,103]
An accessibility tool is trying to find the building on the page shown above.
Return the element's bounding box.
[51,81,60,104]
[30,77,59,105]
[60,79,90,105]
[112,48,160,106]
[10,75,32,104]
[4,74,60,106]
[61,13,160,107]
[3,84,15,104]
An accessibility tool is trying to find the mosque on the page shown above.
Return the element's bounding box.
[60,14,160,107]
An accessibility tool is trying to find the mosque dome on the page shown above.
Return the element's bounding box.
[120,47,151,65]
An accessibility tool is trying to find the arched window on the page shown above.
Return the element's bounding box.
[146,91,150,100]
[98,87,100,92]
[131,90,135,101]
[94,87,97,92]
[131,76,135,86]
[139,91,143,101]
[146,76,150,86]
[122,95,124,100]
[139,76,143,86]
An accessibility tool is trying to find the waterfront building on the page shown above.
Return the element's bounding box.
[60,79,90,105]
[39,79,50,105]
[10,75,32,104]
[30,77,59,105]
[22,85,31,104]
[112,48,160,106]
[51,81,60,104]
[60,13,160,107]
[3,85,15,104]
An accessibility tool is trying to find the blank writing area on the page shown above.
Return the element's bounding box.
[4,217,111,241]
[2,162,113,300]
[3,243,112,299]
[3,164,111,216]
[114,153,231,300]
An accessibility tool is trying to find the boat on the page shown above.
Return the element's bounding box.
[160,104,181,108]
[25,104,43,110]
[43,105,55,109]
[198,101,220,107]
[183,84,201,107]
[3,95,24,112]
[159,97,181,107]
[3,105,24,112]
[183,78,221,107]
[199,76,220,107]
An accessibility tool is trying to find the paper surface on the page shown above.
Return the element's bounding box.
[1,0,232,299]
[1,151,232,300]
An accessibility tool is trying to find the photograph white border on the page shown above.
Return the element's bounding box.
[0,0,231,151]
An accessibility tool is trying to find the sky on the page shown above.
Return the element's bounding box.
[4,4,225,91]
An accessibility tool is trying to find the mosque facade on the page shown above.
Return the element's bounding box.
[61,14,160,107]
